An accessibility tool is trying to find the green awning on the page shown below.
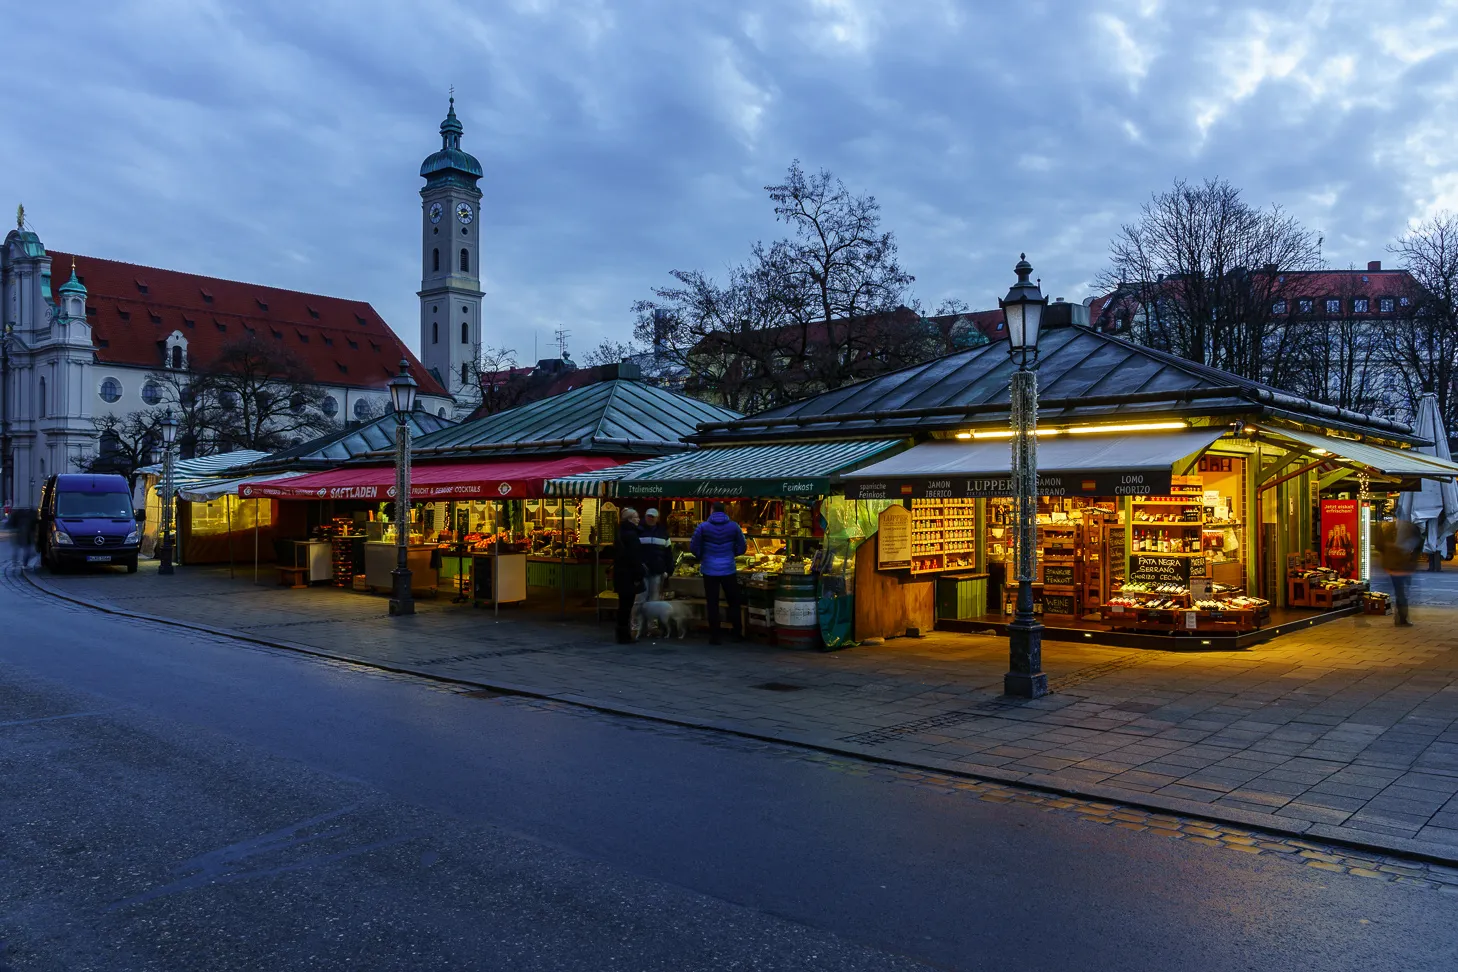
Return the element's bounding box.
[1274,427,1458,479]
[546,440,906,499]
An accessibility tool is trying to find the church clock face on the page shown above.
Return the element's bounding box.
[428,202,443,224]
[456,202,474,225]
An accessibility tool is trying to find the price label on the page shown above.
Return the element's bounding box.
[1185,611,1199,629]
[1111,604,1125,614]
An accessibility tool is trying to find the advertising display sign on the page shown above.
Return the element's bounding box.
[876,505,912,570]
[1320,499,1360,579]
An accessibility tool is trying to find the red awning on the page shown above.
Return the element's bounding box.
[238,456,622,501]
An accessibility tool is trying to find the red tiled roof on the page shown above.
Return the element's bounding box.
[49,251,447,397]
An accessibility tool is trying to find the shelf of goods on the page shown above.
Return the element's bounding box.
[1106,581,1270,633]
[1130,497,1204,554]
[909,498,977,575]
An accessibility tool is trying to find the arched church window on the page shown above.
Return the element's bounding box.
[461,363,468,384]
[38,377,47,418]
[459,249,469,273]
[433,322,439,344]
[432,248,439,272]
[170,346,183,369]
[142,382,162,406]
[461,321,469,344]
[99,377,122,404]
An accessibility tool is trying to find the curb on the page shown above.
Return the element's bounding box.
[21,568,1458,869]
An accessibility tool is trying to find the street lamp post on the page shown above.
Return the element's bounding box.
[1000,254,1049,699]
[158,408,179,576]
[387,360,419,617]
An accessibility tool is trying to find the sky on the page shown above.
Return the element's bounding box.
[7,0,1458,364]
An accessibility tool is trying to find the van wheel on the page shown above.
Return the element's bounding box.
[125,557,138,574]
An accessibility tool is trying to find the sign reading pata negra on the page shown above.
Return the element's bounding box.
[845,470,1173,500]
[1128,554,1206,583]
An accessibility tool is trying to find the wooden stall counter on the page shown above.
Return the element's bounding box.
[363,542,439,594]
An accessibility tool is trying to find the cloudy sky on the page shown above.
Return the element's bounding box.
[7,0,1458,362]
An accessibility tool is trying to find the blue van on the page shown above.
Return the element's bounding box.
[37,473,141,573]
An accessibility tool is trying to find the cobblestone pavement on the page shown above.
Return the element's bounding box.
[21,561,1458,863]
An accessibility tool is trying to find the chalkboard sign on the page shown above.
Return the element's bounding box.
[1129,555,1206,583]
[1043,593,1077,616]
[1042,563,1076,586]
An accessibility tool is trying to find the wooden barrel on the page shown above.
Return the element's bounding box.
[774,573,821,649]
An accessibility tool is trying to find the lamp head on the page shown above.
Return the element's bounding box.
[159,407,178,446]
[388,358,418,415]
[1000,253,1047,363]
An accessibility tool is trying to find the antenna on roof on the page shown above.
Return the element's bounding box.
[554,327,570,358]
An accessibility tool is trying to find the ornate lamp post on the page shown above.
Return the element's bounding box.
[157,408,179,576]
[387,360,418,616]
[1000,254,1049,698]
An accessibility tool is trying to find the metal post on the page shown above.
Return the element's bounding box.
[559,497,567,619]
[1005,364,1048,698]
[253,498,260,585]
[158,443,176,575]
[389,413,414,615]
[226,495,234,580]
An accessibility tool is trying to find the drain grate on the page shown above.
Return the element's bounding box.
[753,681,805,692]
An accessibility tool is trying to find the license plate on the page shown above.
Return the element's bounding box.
[86,555,112,562]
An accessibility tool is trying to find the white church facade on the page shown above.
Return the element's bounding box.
[0,101,486,510]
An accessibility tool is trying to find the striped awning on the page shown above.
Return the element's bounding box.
[1273,427,1458,480]
[177,471,305,503]
[546,440,906,499]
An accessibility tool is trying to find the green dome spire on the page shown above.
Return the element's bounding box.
[58,257,86,297]
[420,94,482,187]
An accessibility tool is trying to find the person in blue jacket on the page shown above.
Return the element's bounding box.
[690,501,747,643]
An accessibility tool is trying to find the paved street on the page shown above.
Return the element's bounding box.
[2,565,1457,970]
[20,559,1458,866]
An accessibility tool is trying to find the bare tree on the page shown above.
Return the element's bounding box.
[80,411,164,493]
[1387,213,1458,429]
[633,161,919,409]
[1099,178,1324,385]
[464,345,530,417]
[582,339,641,367]
[193,335,337,452]
[1287,267,1391,415]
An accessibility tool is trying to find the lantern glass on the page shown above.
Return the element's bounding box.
[388,360,418,414]
[159,410,178,445]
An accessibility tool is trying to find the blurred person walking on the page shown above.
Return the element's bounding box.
[639,507,673,602]
[1376,517,1422,627]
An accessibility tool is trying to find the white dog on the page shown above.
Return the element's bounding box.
[636,598,694,639]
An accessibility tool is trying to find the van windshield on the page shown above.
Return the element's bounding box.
[57,491,134,519]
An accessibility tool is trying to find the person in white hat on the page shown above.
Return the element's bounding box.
[639,507,673,602]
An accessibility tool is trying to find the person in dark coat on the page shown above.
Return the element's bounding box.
[690,502,747,644]
[1376,517,1421,627]
[614,507,645,643]
[638,507,673,602]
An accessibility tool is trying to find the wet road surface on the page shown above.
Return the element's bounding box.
[0,567,1454,971]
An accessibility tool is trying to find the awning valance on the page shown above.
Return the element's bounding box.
[547,440,905,499]
[239,455,621,501]
[841,428,1227,499]
[178,471,304,503]
[1271,427,1458,480]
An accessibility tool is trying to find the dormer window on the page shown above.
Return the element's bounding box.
[200,289,213,304]
[355,314,368,327]
[171,346,183,369]
[1380,297,1395,313]
[1298,299,1313,313]
[306,305,320,319]
[296,331,310,343]
[255,298,269,311]
[117,308,130,321]
[135,279,149,294]
[1272,300,1287,314]
[149,310,162,324]
[1353,298,1369,313]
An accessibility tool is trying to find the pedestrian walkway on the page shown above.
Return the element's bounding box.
[25,561,1458,863]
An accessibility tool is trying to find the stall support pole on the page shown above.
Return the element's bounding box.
[389,412,415,616]
[226,496,234,580]
[1005,364,1048,699]
[559,497,567,619]
[253,499,260,584]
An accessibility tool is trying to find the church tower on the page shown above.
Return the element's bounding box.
[418,97,484,405]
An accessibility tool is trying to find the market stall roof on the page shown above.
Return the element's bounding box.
[239,411,456,475]
[405,379,740,459]
[696,325,1417,444]
[1271,427,1458,480]
[178,471,305,503]
[138,449,269,480]
[840,427,1227,499]
[547,439,906,499]
[238,455,620,501]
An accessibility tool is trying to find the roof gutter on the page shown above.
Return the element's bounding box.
[695,384,1414,440]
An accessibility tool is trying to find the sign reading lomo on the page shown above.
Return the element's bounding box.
[845,469,1173,500]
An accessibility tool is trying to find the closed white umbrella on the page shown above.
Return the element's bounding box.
[1396,393,1458,561]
